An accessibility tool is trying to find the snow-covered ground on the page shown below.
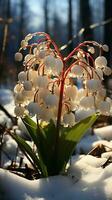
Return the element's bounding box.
[1,125,112,200]
[0,153,112,200]
[1,90,112,200]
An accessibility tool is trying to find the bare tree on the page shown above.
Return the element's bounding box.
[19,0,25,43]
[0,0,13,84]
[68,0,73,52]
[79,0,93,40]
[44,0,49,33]
[104,0,112,64]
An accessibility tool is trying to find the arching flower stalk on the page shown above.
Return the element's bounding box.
[13,32,112,177]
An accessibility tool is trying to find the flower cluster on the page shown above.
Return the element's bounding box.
[14,32,112,127]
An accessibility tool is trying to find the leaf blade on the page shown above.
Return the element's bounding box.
[57,114,99,173]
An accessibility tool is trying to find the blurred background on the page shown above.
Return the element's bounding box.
[0,0,112,89]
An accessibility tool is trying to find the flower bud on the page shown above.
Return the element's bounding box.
[15,52,23,61]
[18,71,27,82]
[102,44,109,52]
[21,40,28,47]
[88,46,95,54]
[103,66,112,76]
[95,56,107,68]
[27,102,40,116]
[23,81,32,91]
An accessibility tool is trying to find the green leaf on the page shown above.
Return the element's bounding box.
[22,116,37,144]
[20,114,99,176]
[22,116,58,175]
[9,132,41,172]
[23,116,58,175]
[57,113,99,173]
[22,116,48,177]
[36,120,57,175]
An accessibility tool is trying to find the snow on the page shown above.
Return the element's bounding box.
[1,91,112,200]
[76,134,100,154]
[94,125,112,140]
[1,154,112,200]
[1,122,112,200]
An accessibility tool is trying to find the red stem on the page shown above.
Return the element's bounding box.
[56,73,65,132]
[64,60,92,79]
[65,41,97,63]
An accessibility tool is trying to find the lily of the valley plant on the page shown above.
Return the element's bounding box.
[12,32,112,177]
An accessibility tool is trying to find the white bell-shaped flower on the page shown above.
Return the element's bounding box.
[106,97,112,104]
[25,34,32,42]
[88,46,95,54]
[75,108,95,122]
[98,88,106,98]
[36,75,48,88]
[27,102,40,116]
[24,54,35,66]
[15,52,23,61]
[38,50,46,59]
[44,94,59,107]
[77,51,85,58]
[94,68,103,80]
[44,55,56,69]
[53,85,60,96]
[103,66,112,76]
[80,96,95,109]
[68,101,77,111]
[14,106,25,117]
[15,93,24,104]
[23,81,32,91]
[21,40,28,47]
[28,70,38,87]
[71,65,83,77]
[95,56,107,68]
[97,101,110,115]
[33,47,38,55]
[65,85,78,100]
[38,88,50,103]
[102,44,109,52]
[95,88,106,106]
[63,112,75,127]
[18,71,27,82]
[22,90,34,101]
[14,84,23,93]
[86,79,102,92]
[75,89,87,103]
[55,58,63,74]
[39,107,55,122]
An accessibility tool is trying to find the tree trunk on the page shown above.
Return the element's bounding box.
[19,0,25,43]
[68,0,73,53]
[79,0,93,40]
[44,0,49,33]
[104,0,112,64]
